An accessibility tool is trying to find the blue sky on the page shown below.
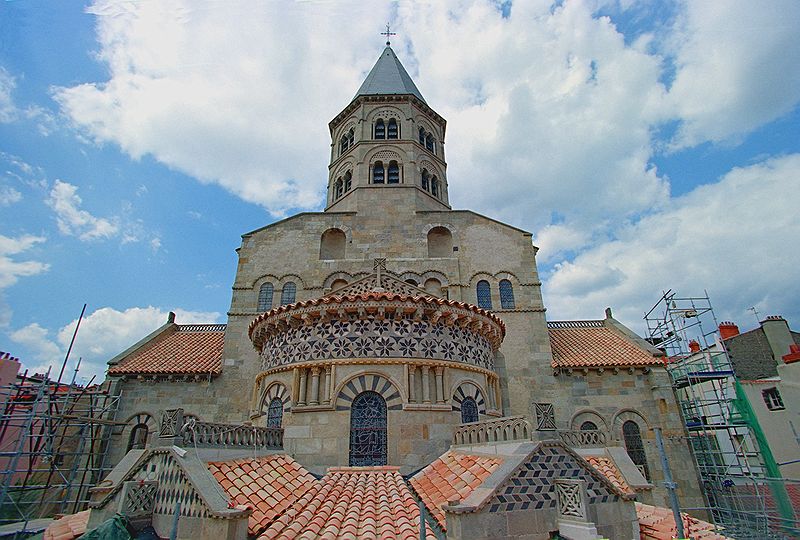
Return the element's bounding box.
[1,0,799,383]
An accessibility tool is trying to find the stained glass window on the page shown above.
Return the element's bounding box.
[257,283,274,311]
[580,421,597,431]
[499,279,515,309]
[349,391,387,466]
[281,282,296,305]
[477,280,492,309]
[266,398,283,428]
[623,420,650,479]
[461,397,479,424]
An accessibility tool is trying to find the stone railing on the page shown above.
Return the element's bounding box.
[558,429,607,448]
[181,420,283,450]
[453,415,531,446]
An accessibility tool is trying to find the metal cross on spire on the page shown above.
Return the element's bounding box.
[381,23,396,46]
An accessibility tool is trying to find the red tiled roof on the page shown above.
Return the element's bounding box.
[108,324,225,375]
[207,455,318,536]
[585,456,634,495]
[409,450,503,530]
[636,502,733,540]
[43,510,90,540]
[258,466,433,540]
[548,322,662,368]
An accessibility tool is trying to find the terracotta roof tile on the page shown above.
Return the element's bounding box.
[585,456,634,495]
[207,455,318,536]
[636,502,733,540]
[258,466,433,540]
[108,324,225,375]
[409,450,503,530]
[43,510,90,540]
[548,322,662,368]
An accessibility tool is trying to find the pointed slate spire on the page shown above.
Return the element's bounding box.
[354,46,426,103]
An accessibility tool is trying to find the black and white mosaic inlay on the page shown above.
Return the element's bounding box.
[260,317,494,370]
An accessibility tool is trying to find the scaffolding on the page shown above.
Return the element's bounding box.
[0,366,121,534]
[645,290,798,539]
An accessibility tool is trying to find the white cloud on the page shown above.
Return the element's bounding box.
[0,234,49,288]
[0,67,17,123]
[10,306,221,382]
[544,154,800,332]
[46,180,119,240]
[665,0,800,148]
[0,186,21,206]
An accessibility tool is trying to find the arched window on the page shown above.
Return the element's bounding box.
[431,177,439,197]
[266,398,283,428]
[320,228,346,259]
[373,162,385,184]
[476,280,492,309]
[419,127,425,145]
[348,129,354,147]
[421,169,430,191]
[387,118,398,139]
[425,133,434,152]
[330,279,348,291]
[339,136,348,155]
[404,279,418,286]
[374,119,385,139]
[349,391,387,466]
[127,423,149,452]
[427,226,453,258]
[424,278,443,297]
[580,421,598,431]
[334,178,343,199]
[623,420,650,480]
[460,396,479,424]
[280,282,297,305]
[499,279,515,309]
[343,171,352,192]
[387,161,400,184]
[257,283,274,311]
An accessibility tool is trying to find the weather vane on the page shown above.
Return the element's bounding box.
[381,23,396,46]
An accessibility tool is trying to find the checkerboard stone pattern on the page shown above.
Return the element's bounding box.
[488,445,618,513]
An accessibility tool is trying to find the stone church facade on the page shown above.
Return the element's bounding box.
[93,45,709,538]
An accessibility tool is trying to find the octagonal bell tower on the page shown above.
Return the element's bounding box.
[326,45,450,212]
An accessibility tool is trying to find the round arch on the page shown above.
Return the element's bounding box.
[450,379,487,415]
[334,372,403,411]
[121,412,158,452]
[569,409,608,431]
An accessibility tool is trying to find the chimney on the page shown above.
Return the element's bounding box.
[719,322,739,340]
[783,344,800,365]
[761,316,793,363]
[604,307,613,319]
[688,340,700,353]
[167,311,176,324]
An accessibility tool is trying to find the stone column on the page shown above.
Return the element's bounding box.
[408,366,417,403]
[421,366,431,404]
[298,368,308,406]
[309,367,321,405]
[324,365,332,404]
[434,367,445,403]
[487,375,496,410]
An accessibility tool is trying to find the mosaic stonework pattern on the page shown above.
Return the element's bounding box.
[335,374,403,411]
[260,382,291,413]
[488,445,618,514]
[130,452,210,518]
[260,317,494,370]
[451,382,486,415]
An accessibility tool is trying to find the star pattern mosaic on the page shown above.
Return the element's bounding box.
[260,317,494,370]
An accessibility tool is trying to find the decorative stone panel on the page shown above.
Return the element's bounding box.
[159,408,183,438]
[259,317,494,370]
[488,445,618,513]
[555,479,587,520]
[119,480,157,519]
[534,403,556,431]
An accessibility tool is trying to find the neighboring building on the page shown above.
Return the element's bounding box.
[80,44,709,538]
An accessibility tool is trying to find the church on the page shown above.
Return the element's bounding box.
[70,43,725,539]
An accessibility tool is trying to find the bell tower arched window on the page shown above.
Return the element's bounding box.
[477,280,492,309]
[387,161,400,184]
[419,127,425,145]
[374,119,385,139]
[387,118,398,139]
[280,282,297,305]
[266,398,283,428]
[349,391,387,466]
[623,420,650,480]
[425,133,434,152]
[339,136,348,155]
[343,171,352,192]
[431,177,439,198]
[373,162,385,184]
[460,396,479,423]
[421,169,430,191]
[257,283,274,311]
[499,279,515,309]
[348,129,354,147]
[334,178,343,199]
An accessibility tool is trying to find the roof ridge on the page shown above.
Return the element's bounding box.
[547,320,604,328]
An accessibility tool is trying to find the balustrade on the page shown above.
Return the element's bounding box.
[557,429,607,447]
[453,415,531,445]
[181,420,283,449]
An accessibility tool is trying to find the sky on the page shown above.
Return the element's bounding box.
[1,0,799,384]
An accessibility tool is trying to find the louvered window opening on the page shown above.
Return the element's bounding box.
[373,163,385,184]
[375,119,385,139]
[387,119,398,139]
[349,391,387,466]
[387,162,400,183]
